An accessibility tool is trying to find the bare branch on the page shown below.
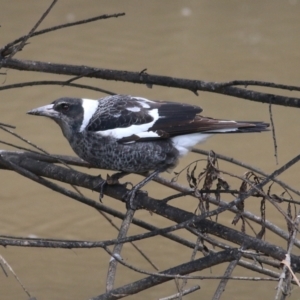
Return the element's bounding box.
[219,80,300,93]
[159,285,200,300]
[92,249,239,300]
[1,151,300,271]
[1,58,300,108]
[106,209,135,292]
[212,247,243,300]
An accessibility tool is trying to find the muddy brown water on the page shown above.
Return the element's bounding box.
[1,1,300,299]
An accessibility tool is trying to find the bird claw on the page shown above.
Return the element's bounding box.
[105,173,121,185]
[98,179,106,202]
[94,172,130,202]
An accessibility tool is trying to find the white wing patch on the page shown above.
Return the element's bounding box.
[139,102,150,108]
[133,96,155,108]
[121,131,160,144]
[126,107,141,112]
[97,108,159,139]
[135,131,160,138]
[79,99,99,132]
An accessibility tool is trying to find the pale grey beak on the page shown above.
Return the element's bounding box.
[27,104,58,118]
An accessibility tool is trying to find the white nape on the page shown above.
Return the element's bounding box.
[79,99,99,132]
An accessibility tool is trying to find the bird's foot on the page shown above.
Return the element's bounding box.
[94,171,129,201]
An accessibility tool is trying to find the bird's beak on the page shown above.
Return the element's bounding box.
[27,104,59,118]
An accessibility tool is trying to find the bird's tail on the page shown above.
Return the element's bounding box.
[171,120,269,156]
[216,121,270,133]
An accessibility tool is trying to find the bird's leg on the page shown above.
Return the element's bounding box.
[124,169,161,210]
[95,171,129,201]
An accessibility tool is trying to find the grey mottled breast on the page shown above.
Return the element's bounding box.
[68,131,179,173]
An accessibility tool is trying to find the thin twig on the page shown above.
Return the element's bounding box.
[0,80,115,95]
[8,0,58,58]
[219,80,300,92]
[178,236,202,299]
[0,125,84,195]
[212,162,295,227]
[97,210,159,271]
[192,148,300,197]
[0,122,15,129]
[0,254,32,298]
[106,208,135,292]
[189,228,282,277]
[275,213,300,299]
[212,247,243,300]
[269,102,278,164]
[1,13,125,56]
[0,140,43,154]
[159,285,200,300]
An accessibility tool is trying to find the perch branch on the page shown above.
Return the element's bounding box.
[1,58,300,108]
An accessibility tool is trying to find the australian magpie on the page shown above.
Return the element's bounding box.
[27,95,269,206]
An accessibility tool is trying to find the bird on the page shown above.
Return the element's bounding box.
[27,94,269,207]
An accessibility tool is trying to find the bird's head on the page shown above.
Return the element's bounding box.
[27,97,90,140]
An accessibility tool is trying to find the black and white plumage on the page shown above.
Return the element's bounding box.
[28,95,269,175]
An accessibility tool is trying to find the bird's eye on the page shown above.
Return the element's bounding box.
[60,103,69,111]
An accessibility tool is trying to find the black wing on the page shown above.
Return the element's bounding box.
[85,95,268,143]
[85,95,203,142]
